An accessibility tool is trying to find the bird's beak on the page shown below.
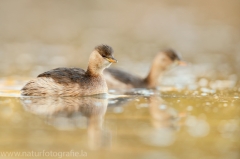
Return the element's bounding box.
[178,60,187,66]
[106,57,118,63]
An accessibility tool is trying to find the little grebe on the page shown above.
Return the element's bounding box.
[104,49,184,89]
[21,45,117,96]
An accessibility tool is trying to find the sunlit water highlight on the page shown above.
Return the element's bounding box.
[0,79,239,159]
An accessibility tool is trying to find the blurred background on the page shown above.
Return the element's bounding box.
[0,1,239,158]
[0,0,239,86]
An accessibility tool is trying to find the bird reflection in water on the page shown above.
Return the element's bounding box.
[148,96,185,130]
[20,96,111,150]
[109,89,186,147]
[144,95,186,146]
[109,89,186,131]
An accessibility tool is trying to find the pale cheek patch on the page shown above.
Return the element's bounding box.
[103,60,112,68]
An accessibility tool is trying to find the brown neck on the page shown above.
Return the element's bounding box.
[86,51,105,76]
[86,66,104,76]
[144,63,166,88]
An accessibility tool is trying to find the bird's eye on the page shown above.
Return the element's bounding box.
[102,55,107,58]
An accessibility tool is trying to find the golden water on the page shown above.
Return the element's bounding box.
[0,83,239,159]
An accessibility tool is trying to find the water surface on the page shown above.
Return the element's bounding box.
[0,84,239,159]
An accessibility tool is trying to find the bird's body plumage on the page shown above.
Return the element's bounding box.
[21,68,108,96]
[104,68,147,89]
[21,45,117,96]
[104,49,182,89]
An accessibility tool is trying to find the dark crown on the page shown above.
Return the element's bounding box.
[95,44,114,58]
[163,49,181,61]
